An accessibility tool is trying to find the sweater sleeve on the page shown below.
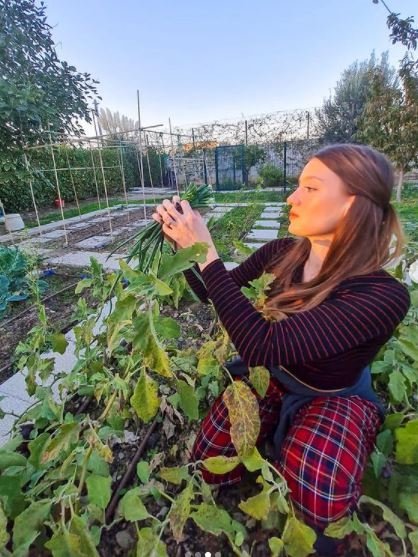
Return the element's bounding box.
[200,259,410,369]
[183,238,295,303]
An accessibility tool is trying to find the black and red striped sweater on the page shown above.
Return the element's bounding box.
[185,238,410,390]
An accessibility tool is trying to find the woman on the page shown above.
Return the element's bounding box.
[152,144,410,554]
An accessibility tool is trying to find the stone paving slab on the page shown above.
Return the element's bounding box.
[47,251,121,271]
[260,212,282,220]
[244,242,266,250]
[254,220,280,229]
[246,229,278,241]
[68,222,91,230]
[43,229,68,239]
[74,236,112,249]
[224,261,239,270]
[89,217,114,224]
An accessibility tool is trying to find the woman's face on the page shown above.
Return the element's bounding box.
[286,157,355,240]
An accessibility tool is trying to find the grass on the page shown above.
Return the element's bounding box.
[211,204,265,259]
[24,197,165,228]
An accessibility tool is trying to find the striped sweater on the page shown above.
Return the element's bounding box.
[185,238,410,390]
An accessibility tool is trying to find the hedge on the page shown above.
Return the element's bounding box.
[0,144,163,213]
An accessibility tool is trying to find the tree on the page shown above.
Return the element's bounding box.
[0,0,100,211]
[315,52,397,144]
[372,0,418,72]
[0,0,100,148]
[357,66,418,201]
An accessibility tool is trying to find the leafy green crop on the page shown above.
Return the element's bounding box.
[0,246,47,316]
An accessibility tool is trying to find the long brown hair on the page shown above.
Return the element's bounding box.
[264,143,405,320]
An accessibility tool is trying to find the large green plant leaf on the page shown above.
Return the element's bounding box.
[13,500,51,554]
[86,474,112,510]
[118,488,150,522]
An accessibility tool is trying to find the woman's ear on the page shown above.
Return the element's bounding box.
[342,195,356,217]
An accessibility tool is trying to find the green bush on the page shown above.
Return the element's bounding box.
[0,145,142,213]
[258,164,283,188]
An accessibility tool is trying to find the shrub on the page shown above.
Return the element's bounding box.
[258,164,283,188]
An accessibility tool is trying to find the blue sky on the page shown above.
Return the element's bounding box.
[45,0,418,129]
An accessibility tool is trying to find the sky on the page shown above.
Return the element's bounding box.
[44,0,418,130]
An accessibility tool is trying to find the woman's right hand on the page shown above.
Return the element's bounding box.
[152,195,181,249]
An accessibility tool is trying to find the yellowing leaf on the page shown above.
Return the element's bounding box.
[241,447,265,472]
[136,527,168,557]
[282,516,316,557]
[249,366,270,398]
[269,537,284,557]
[169,483,194,542]
[239,489,270,520]
[395,419,418,464]
[40,423,80,464]
[223,380,260,457]
[130,369,160,423]
[0,501,9,551]
[202,455,241,474]
[159,466,190,485]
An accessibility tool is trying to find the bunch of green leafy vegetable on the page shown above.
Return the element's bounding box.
[0,246,47,316]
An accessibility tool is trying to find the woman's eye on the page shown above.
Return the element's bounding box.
[304,186,316,192]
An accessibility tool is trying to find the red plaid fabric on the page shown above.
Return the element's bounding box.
[192,378,381,528]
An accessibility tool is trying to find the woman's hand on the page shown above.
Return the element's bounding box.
[152,195,219,270]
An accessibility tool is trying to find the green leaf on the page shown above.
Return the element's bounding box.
[388,370,406,403]
[136,527,168,557]
[0,501,9,551]
[202,455,241,475]
[395,419,418,464]
[159,466,190,485]
[282,516,317,557]
[324,515,358,538]
[249,366,270,398]
[223,380,260,457]
[190,502,246,548]
[408,530,418,555]
[269,537,284,557]
[359,495,406,539]
[196,340,220,376]
[107,294,136,352]
[13,500,51,553]
[69,516,100,557]
[241,447,265,472]
[86,474,112,510]
[118,488,150,522]
[137,461,150,484]
[239,489,271,520]
[50,333,68,354]
[158,243,208,282]
[398,492,418,523]
[169,483,194,542]
[176,379,199,420]
[0,451,26,471]
[130,369,160,423]
[376,429,393,456]
[154,316,181,339]
[28,432,51,469]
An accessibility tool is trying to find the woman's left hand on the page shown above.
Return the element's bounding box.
[152,196,219,269]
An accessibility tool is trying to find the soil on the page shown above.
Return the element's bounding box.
[0,267,95,384]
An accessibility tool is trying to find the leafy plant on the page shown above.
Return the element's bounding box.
[258,164,284,188]
[122,183,214,273]
[0,246,46,316]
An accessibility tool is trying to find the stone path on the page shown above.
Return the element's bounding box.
[0,201,286,445]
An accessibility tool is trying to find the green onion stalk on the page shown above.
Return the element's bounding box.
[107,184,215,298]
